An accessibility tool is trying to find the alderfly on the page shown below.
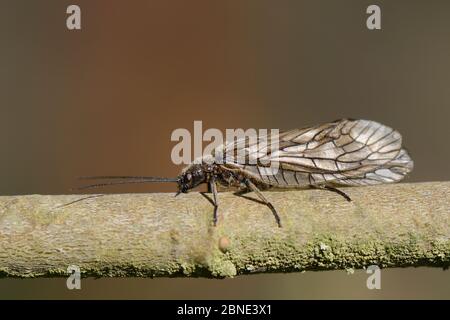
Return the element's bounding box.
[77,119,413,227]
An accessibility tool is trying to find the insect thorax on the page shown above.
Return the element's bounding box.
[179,155,243,191]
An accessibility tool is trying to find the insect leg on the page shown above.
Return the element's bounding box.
[244,179,282,228]
[310,185,352,202]
[209,178,219,226]
[234,183,272,197]
[233,187,251,197]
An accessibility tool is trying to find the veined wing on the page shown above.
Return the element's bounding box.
[218,119,413,187]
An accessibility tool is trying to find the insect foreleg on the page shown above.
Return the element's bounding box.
[243,179,282,228]
[310,184,352,202]
[210,178,219,226]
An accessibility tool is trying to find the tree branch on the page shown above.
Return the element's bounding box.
[0,181,449,278]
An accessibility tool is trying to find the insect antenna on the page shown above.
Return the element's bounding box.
[57,176,180,209]
[76,176,179,190]
[79,176,179,181]
[56,194,106,208]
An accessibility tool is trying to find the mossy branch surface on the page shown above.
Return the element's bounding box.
[0,181,449,278]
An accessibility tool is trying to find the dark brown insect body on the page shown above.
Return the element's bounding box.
[176,161,280,226]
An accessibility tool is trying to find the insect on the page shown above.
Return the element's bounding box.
[79,119,413,227]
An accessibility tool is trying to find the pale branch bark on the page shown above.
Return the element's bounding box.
[0,181,449,278]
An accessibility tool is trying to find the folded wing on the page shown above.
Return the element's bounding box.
[220,119,413,187]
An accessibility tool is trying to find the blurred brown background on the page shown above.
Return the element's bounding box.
[0,0,449,299]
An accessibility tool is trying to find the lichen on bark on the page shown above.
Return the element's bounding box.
[0,181,449,278]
